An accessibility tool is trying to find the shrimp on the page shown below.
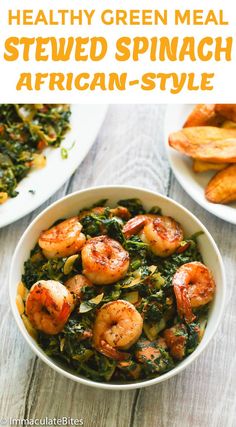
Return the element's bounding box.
[38,216,86,259]
[123,214,184,257]
[81,235,130,285]
[25,280,74,335]
[93,300,143,360]
[135,338,167,363]
[163,323,200,360]
[135,338,172,373]
[163,324,187,360]
[172,261,216,323]
[65,274,93,303]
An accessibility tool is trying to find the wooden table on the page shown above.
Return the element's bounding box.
[0,105,235,427]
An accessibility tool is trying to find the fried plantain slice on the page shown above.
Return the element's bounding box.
[215,105,236,122]
[183,104,223,128]
[192,159,229,173]
[221,120,236,129]
[169,127,236,163]
[205,164,236,204]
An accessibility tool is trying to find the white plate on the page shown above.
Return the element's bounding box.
[0,105,108,228]
[165,105,236,224]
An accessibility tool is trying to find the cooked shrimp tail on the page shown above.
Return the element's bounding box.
[173,261,216,323]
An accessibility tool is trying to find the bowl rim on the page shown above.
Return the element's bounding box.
[9,185,226,390]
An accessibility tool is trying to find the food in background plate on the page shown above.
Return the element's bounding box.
[17,199,215,383]
[205,164,236,204]
[169,104,236,205]
[0,104,71,203]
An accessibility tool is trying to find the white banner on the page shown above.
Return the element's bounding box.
[0,0,235,103]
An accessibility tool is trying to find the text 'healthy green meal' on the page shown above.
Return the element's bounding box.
[0,104,71,204]
[17,199,216,383]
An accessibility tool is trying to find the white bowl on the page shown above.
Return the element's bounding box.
[9,186,226,390]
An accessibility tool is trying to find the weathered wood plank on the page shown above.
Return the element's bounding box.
[0,183,70,420]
